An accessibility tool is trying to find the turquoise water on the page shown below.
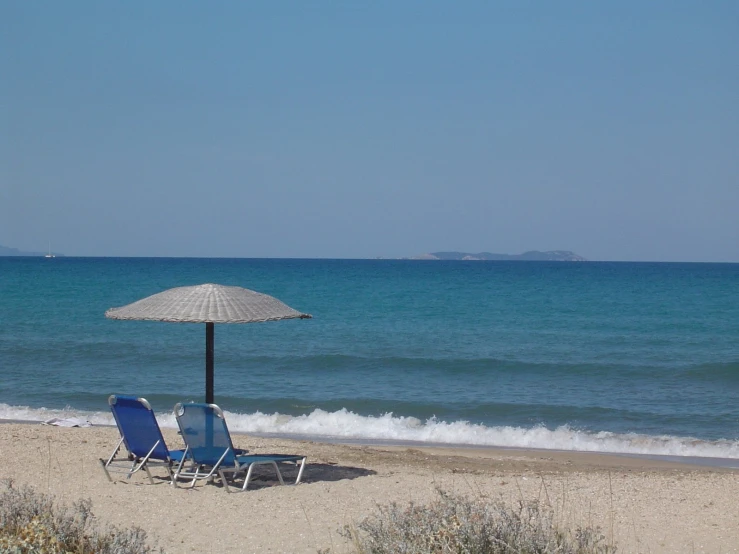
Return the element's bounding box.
[1,257,738,458]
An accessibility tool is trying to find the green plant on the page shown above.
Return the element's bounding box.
[0,480,162,554]
[344,489,616,554]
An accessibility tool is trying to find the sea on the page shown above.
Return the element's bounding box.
[1,257,738,463]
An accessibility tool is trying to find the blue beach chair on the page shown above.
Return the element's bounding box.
[100,394,187,484]
[173,402,307,493]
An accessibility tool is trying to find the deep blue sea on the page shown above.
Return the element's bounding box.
[1,257,738,459]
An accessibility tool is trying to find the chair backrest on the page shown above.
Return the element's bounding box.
[174,402,237,466]
[108,395,171,461]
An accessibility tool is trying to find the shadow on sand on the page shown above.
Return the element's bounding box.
[225,461,376,491]
[136,461,376,491]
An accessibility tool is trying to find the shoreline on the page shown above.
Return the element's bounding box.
[2,422,738,552]
[3,395,737,462]
[4,417,739,471]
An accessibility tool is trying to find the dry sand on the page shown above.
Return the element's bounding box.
[1,422,737,553]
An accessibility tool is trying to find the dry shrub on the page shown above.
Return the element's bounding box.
[345,489,616,554]
[0,480,162,554]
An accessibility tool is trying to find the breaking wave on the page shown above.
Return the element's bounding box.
[2,403,738,460]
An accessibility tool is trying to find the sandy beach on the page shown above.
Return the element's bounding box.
[1,422,737,553]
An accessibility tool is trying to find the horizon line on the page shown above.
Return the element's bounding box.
[1,254,738,264]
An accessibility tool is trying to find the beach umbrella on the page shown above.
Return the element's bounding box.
[105,283,311,403]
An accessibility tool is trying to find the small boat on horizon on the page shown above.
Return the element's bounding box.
[45,242,55,258]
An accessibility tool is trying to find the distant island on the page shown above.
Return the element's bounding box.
[0,244,63,257]
[410,250,587,261]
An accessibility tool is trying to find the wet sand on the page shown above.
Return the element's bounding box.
[1,422,737,553]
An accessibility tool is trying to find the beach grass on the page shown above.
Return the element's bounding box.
[0,480,161,554]
[341,488,617,554]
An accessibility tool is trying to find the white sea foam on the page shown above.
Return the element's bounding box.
[0,404,115,426]
[2,403,738,459]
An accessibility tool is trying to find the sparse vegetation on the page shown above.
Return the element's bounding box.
[0,480,162,554]
[343,489,616,554]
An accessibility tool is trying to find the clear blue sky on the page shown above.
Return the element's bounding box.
[2,1,737,261]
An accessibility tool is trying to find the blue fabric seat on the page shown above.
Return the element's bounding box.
[100,394,187,484]
[173,402,307,492]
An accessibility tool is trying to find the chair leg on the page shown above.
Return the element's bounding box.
[99,437,125,482]
[127,459,138,479]
[189,465,203,489]
[271,461,285,486]
[241,464,257,491]
[99,458,113,482]
[103,437,124,468]
[172,453,190,487]
[294,457,307,485]
[144,464,155,485]
[218,469,231,493]
[165,462,175,485]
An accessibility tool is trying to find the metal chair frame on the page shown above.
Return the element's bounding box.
[173,402,306,493]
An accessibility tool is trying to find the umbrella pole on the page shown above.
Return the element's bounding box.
[205,322,214,404]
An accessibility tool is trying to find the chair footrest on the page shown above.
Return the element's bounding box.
[235,455,304,465]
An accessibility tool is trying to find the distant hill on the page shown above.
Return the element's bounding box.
[0,244,62,257]
[413,250,587,261]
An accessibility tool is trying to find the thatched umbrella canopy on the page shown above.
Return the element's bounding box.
[106,283,311,403]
